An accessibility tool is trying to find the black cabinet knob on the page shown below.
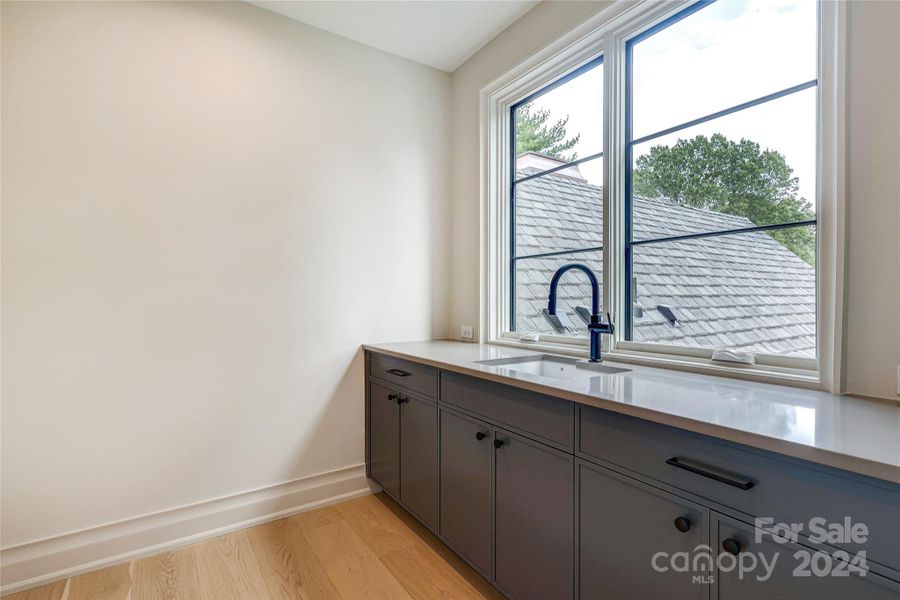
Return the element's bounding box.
[397,395,409,404]
[475,431,487,441]
[673,517,691,533]
[493,439,504,449]
[387,393,399,402]
[722,538,742,556]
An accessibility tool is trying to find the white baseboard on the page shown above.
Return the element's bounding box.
[1,464,377,596]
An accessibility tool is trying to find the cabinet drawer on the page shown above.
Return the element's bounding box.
[712,512,900,599]
[579,406,900,573]
[440,371,574,449]
[369,352,437,398]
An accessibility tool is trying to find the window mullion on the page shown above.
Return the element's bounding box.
[515,246,603,262]
[631,219,818,247]
[604,30,627,352]
[632,79,817,147]
[514,151,604,184]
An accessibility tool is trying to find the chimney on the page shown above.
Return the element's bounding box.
[516,152,586,182]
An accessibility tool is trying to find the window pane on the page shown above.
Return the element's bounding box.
[514,60,603,167]
[632,87,816,246]
[515,157,603,258]
[631,0,817,140]
[631,226,815,357]
[513,253,603,337]
[511,58,605,338]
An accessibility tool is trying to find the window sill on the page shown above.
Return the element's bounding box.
[489,337,823,391]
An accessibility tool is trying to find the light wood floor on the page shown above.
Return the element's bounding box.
[8,493,504,600]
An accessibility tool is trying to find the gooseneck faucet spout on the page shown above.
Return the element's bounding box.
[547,263,614,362]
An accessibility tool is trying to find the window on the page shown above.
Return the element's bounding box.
[509,57,604,341]
[490,0,841,380]
[624,0,818,360]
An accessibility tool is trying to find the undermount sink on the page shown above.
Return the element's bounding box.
[474,354,630,381]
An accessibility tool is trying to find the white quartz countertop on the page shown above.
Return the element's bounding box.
[363,340,900,484]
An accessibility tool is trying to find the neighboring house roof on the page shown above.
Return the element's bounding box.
[514,167,816,357]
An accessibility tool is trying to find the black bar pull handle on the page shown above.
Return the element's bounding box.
[666,457,754,490]
[386,369,411,377]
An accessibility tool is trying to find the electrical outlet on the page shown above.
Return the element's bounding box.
[460,325,475,341]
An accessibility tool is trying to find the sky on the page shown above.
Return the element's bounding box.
[521,0,818,206]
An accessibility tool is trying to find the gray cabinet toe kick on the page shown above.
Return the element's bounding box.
[365,350,900,599]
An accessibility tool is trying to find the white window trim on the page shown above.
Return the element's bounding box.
[480,0,847,392]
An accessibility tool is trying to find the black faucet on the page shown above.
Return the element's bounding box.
[547,263,614,362]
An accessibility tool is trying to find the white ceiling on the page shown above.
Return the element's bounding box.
[248,1,540,72]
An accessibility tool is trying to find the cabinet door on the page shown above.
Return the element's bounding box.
[400,394,437,530]
[439,408,493,577]
[579,460,709,600]
[713,514,900,600]
[495,428,574,600]
[369,381,400,499]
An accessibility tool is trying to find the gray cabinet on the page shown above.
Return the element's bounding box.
[369,381,400,499]
[712,514,900,600]
[579,405,900,573]
[439,407,493,577]
[495,428,574,600]
[400,394,437,530]
[368,378,437,529]
[579,460,709,600]
[367,354,900,600]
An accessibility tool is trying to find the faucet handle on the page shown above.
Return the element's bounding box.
[605,312,615,334]
[589,312,615,334]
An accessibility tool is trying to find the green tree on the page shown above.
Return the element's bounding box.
[633,133,815,265]
[515,105,580,161]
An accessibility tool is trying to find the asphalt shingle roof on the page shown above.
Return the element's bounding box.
[514,168,816,357]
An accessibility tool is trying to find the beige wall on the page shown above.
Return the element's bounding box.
[1,0,451,547]
[448,0,900,400]
[843,0,900,399]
